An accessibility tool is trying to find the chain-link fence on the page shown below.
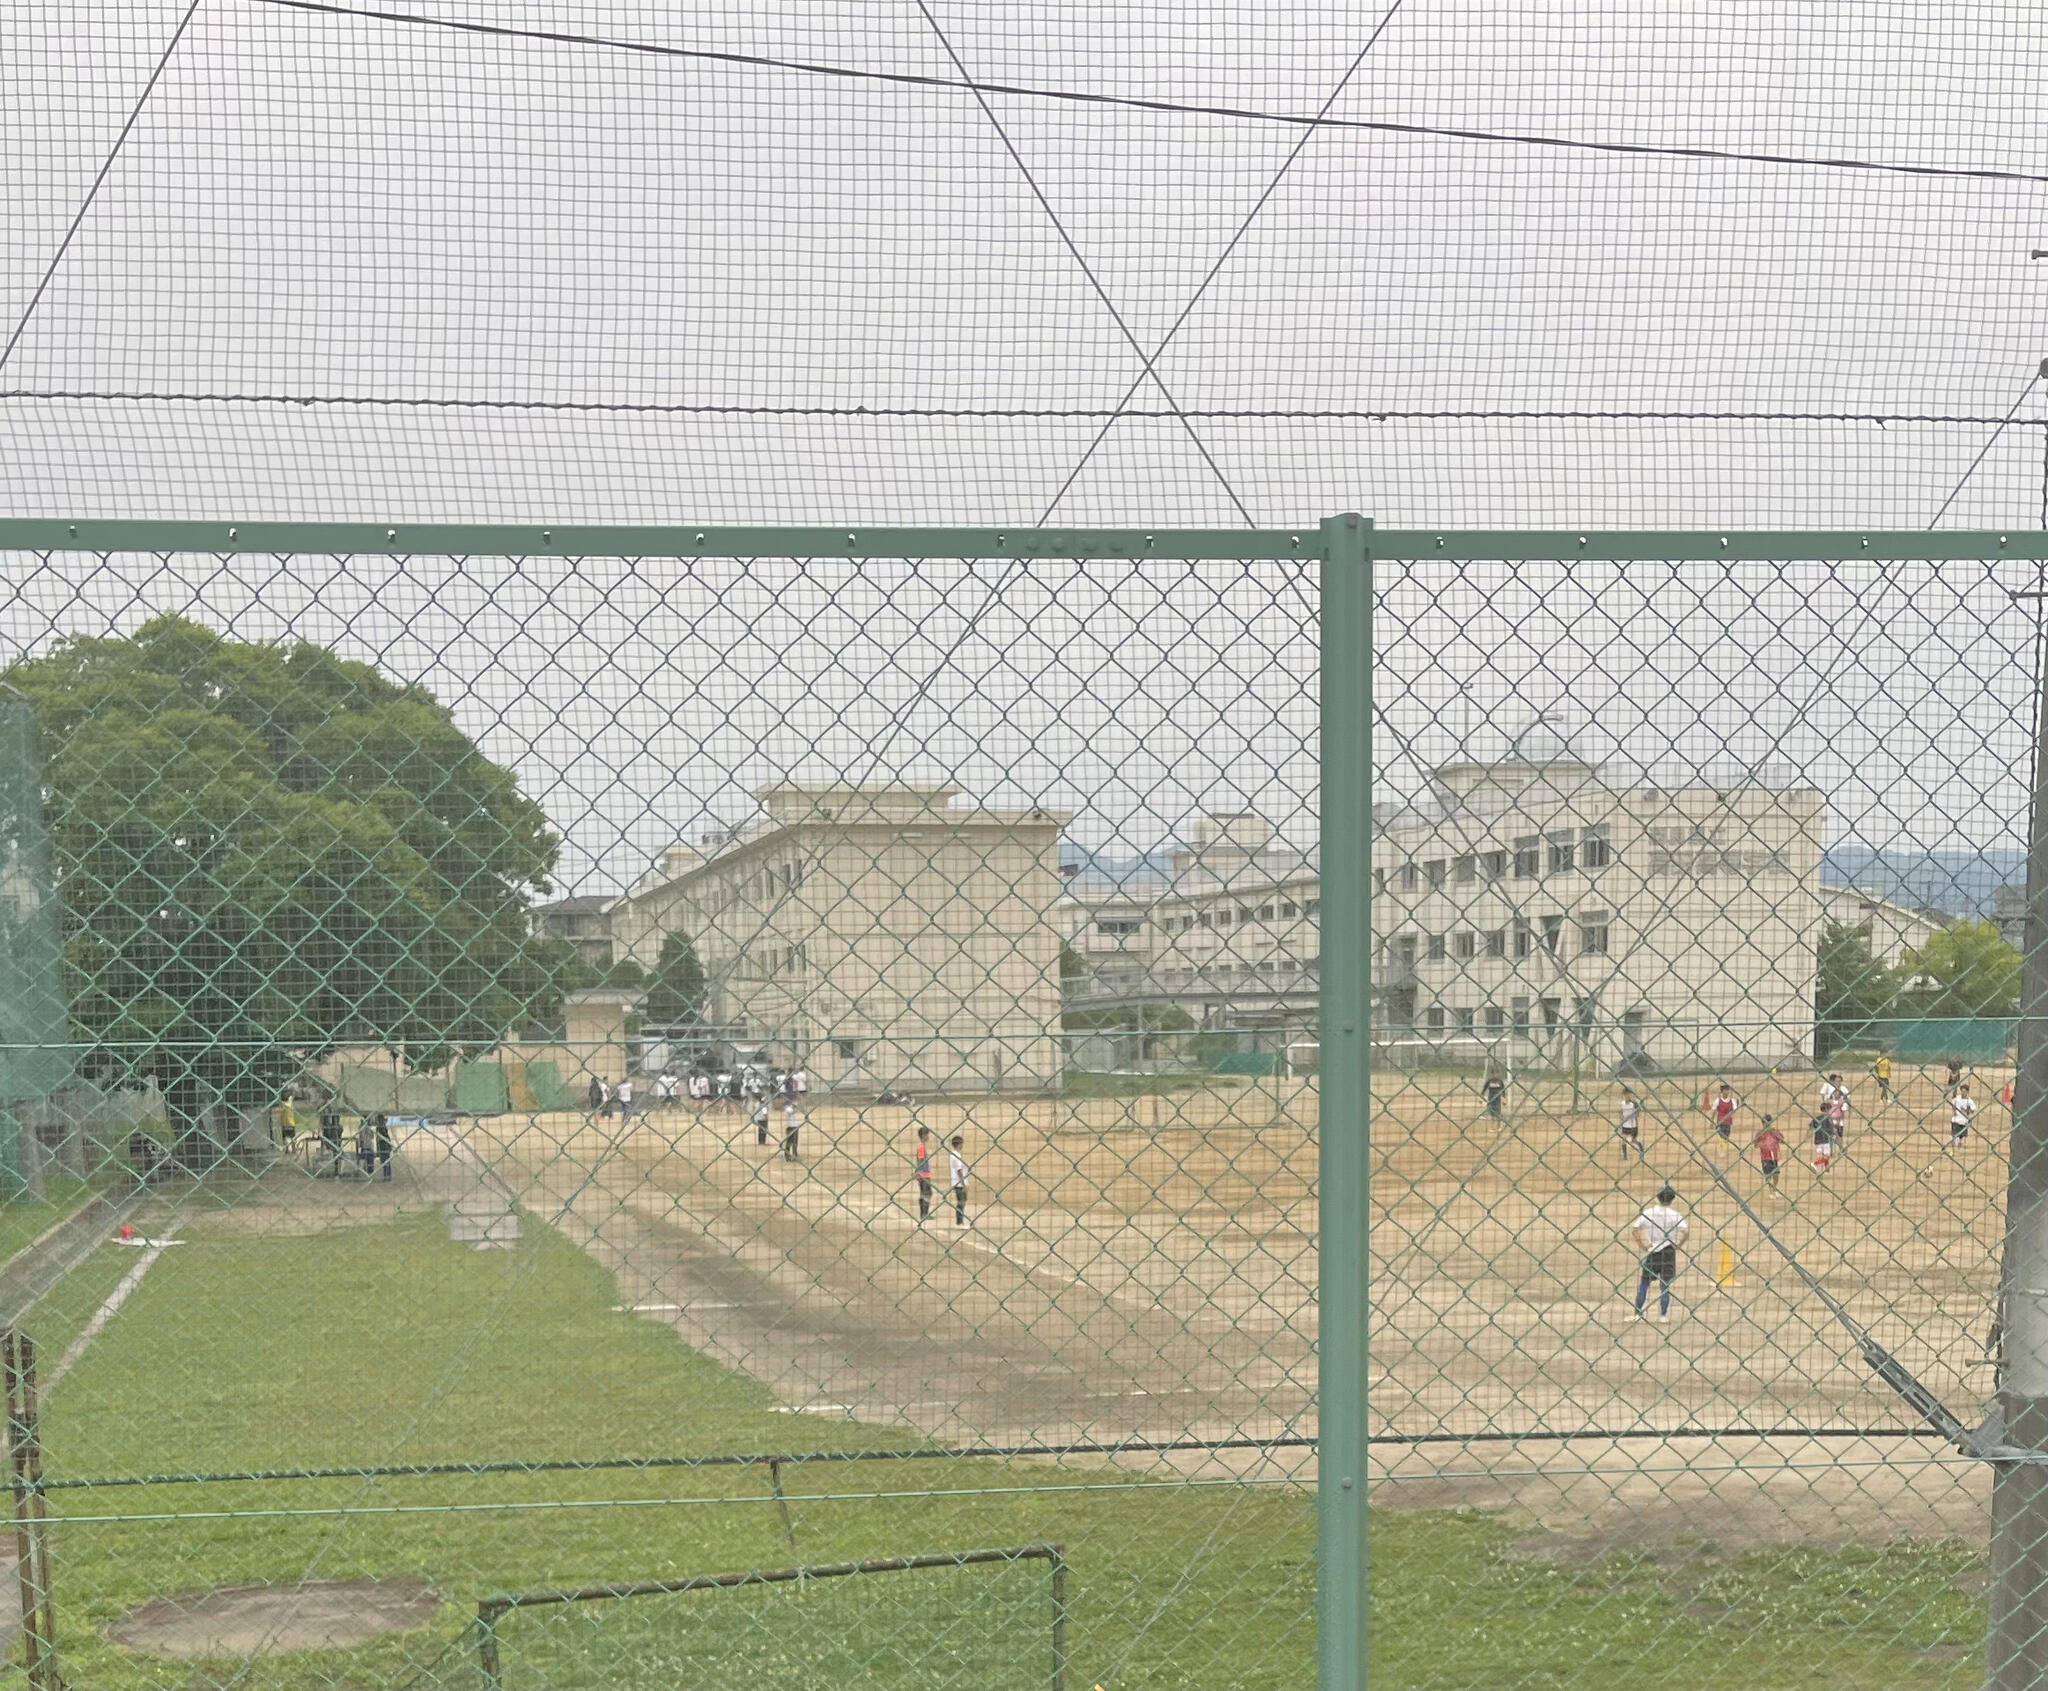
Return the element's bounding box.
[0,521,1336,1691]
[2,520,2047,1691]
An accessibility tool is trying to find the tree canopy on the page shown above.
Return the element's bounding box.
[1815,920,1898,1059]
[642,930,707,1027]
[5,615,570,1157]
[1897,918,2021,1019]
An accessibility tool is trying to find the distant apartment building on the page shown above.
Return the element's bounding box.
[532,895,615,973]
[609,783,1069,1091]
[1060,814,1320,1039]
[1820,884,1949,965]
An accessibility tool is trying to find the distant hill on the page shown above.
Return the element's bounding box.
[1818,846,2020,919]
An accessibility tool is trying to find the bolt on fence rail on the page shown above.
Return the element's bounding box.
[0,520,2045,1691]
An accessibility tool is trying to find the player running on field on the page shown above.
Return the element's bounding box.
[1616,1090,1645,1162]
[1949,1081,1978,1149]
[1709,1082,1738,1140]
[1631,1186,1689,1324]
[1872,1051,1892,1104]
[1753,1116,1784,1187]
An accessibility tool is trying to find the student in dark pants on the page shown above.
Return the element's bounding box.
[913,1131,934,1222]
[782,1099,800,1162]
[373,1113,394,1181]
[319,1106,345,1175]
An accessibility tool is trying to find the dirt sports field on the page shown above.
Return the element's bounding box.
[464,1059,2009,1547]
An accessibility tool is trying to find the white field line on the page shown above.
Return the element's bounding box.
[46,1242,172,1391]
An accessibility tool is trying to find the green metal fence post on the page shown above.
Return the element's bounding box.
[1317,512,1371,1691]
[1988,609,2048,1690]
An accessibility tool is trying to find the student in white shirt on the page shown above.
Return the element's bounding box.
[1949,1083,1978,1147]
[1616,1090,1644,1163]
[948,1135,970,1227]
[1631,1186,1689,1324]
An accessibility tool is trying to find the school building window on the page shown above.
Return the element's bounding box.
[1513,836,1540,878]
[1484,1005,1506,1030]
[1539,914,1563,955]
[1426,932,1447,962]
[1305,898,1321,916]
[1511,997,1530,1031]
[1399,863,1420,892]
[1512,920,1532,959]
[1580,824,1611,869]
[1425,859,1446,890]
[1394,934,1418,968]
[1456,1007,1476,1031]
[1481,850,1507,881]
[1485,928,1506,958]
[1424,1006,1446,1032]
[1547,833,1576,874]
[1453,854,1476,884]
[1580,910,1611,955]
[1452,930,1476,961]
[1281,901,1298,917]
[835,1038,861,1060]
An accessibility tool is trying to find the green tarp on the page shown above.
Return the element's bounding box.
[337,1062,451,1114]
[1890,1018,2015,1061]
[523,1060,579,1113]
[453,1059,510,1115]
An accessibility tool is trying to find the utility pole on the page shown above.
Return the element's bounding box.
[1989,603,2048,1689]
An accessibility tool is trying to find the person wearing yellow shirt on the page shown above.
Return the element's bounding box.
[1872,1051,1893,1106]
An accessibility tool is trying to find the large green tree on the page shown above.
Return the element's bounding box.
[1815,920,1898,1059]
[5,615,571,1164]
[1898,918,2021,1019]
[642,930,707,1027]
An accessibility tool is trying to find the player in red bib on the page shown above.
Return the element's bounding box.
[1753,1116,1784,1187]
[1710,1082,1738,1140]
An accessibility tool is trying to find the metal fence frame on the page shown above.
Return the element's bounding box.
[4,516,2046,1691]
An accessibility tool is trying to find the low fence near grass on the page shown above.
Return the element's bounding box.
[473,1544,1068,1691]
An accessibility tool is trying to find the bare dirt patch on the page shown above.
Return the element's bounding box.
[107,1579,440,1658]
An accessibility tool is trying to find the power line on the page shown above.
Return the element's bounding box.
[1929,366,2044,528]
[5,389,2041,427]
[258,0,2048,189]
[1038,0,1411,525]
[906,0,1252,524]
[0,0,205,377]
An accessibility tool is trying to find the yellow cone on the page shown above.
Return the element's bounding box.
[1716,1240,1738,1289]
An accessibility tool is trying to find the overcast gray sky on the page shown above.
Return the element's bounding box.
[3,3,2045,886]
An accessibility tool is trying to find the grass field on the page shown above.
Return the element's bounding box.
[13,1060,2009,1689]
[36,1203,1991,1691]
